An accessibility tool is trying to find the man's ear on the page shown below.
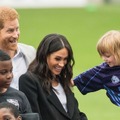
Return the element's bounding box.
[17,116,22,120]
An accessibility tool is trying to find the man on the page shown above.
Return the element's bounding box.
[0,7,36,90]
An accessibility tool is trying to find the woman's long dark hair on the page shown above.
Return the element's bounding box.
[28,33,75,94]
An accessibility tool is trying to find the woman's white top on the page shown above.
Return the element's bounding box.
[53,83,67,112]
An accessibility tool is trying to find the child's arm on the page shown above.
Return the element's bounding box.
[73,65,104,94]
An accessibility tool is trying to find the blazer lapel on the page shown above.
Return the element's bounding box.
[66,93,75,118]
[47,90,70,118]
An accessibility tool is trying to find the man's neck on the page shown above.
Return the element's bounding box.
[1,49,17,58]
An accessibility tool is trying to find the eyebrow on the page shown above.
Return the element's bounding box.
[3,115,11,119]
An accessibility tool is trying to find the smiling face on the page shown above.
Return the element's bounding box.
[101,52,117,67]
[0,60,13,90]
[0,19,20,52]
[47,48,68,75]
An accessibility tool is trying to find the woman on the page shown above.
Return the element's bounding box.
[19,33,87,120]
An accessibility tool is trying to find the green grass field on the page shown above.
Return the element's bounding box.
[17,5,120,120]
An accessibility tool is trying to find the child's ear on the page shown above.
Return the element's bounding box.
[17,116,22,120]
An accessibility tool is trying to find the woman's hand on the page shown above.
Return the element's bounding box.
[70,79,74,87]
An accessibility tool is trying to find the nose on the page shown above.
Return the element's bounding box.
[6,72,13,79]
[58,61,65,67]
[13,30,20,38]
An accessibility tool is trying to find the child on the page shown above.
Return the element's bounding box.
[0,102,22,120]
[0,102,39,120]
[0,49,32,113]
[73,30,120,106]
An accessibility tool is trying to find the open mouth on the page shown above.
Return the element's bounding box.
[5,80,12,85]
[9,40,17,44]
[55,66,62,71]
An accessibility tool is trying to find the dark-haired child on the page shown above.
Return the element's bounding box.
[0,49,32,113]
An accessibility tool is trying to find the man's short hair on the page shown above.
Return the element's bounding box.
[0,7,19,29]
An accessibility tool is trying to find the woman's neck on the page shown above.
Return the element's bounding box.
[52,76,59,87]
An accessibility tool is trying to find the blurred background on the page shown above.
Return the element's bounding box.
[0,0,120,120]
[0,0,120,8]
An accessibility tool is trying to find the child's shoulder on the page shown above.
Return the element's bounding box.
[7,87,26,96]
[96,62,109,69]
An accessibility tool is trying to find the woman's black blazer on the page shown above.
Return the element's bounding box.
[19,72,87,120]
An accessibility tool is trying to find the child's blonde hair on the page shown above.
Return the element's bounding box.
[96,30,120,65]
[0,6,19,29]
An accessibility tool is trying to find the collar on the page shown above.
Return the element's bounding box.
[13,47,22,59]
